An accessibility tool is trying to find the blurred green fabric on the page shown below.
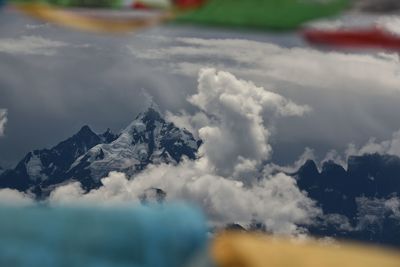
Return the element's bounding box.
[176,0,350,30]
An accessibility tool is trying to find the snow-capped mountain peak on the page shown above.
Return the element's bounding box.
[0,125,110,194]
[0,107,200,195]
[67,107,200,189]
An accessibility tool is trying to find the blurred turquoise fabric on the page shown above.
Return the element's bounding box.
[0,204,208,267]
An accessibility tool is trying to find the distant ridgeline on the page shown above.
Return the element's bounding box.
[0,108,399,247]
[295,155,400,247]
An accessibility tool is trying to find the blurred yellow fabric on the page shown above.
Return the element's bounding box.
[14,3,173,33]
[212,232,400,267]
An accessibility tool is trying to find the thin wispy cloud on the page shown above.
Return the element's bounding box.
[129,37,400,94]
[0,109,7,137]
[26,23,50,30]
[0,36,68,56]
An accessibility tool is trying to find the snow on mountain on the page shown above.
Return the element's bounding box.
[0,107,201,195]
[0,125,118,195]
[68,108,200,189]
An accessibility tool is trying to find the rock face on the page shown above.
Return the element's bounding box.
[0,125,113,196]
[67,108,200,190]
[0,108,200,197]
[295,154,400,247]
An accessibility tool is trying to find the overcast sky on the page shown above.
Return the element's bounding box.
[1,8,400,168]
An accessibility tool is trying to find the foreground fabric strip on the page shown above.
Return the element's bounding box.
[175,0,350,31]
[12,3,174,33]
[212,232,400,267]
[7,0,351,33]
[0,204,207,267]
[9,0,172,9]
[303,27,400,50]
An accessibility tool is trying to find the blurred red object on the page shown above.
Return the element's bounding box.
[175,0,206,9]
[132,2,150,9]
[303,27,400,50]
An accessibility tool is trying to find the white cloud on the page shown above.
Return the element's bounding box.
[321,213,353,232]
[50,161,320,235]
[0,189,33,206]
[385,197,400,219]
[186,69,310,181]
[0,109,7,137]
[26,23,50,30]
[321,149,346,168]
[165,110,209,139]
[130,37,400,94]
[377,16,400,35]
[346,129,400,157]
[49,181,86,204]
[264,147,316,175]
[49,69,319,235]
[0,36,68,56]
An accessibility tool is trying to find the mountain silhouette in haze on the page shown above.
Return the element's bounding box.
[295,154,400,247]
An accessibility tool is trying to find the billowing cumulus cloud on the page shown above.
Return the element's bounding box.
[0,36,68,56]
[186,69,310,180]
[0,189,33,205]
[0,109,7,137]
[50,162,320,235]
[49,69,319,235]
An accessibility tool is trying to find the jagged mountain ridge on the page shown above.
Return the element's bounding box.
[0,125,118,195]
[226,154,400,247]
[296,154,400,216]
[67,108,200,190]
[0,108,200,196]
[295,154,400,246]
